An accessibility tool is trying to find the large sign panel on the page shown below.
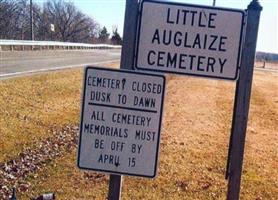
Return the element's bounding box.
[77,67,165,178]
[136,0,245,80]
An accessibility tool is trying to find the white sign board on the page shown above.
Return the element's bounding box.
[50,24,55,32]
[136,0,245,80]
[77,67,165,178]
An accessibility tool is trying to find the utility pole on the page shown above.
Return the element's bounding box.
[213,0,216,6]
[30,0,34,41]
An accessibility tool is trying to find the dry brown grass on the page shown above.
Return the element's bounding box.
[255,61,278,70]
[1,63,277,199]
[0,63,119,163]
[0,68,82,163]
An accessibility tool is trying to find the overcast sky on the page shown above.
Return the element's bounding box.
[35,0,278,53]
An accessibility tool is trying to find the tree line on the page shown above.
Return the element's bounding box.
[256,52,278,62]
[0,0,122,44]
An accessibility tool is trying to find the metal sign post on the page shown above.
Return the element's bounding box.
[108,1,139,200]
[226,1,262,200]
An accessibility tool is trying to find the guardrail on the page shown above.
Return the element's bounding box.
[0,39,121,51]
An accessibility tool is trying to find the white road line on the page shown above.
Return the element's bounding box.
[0,59,120,79]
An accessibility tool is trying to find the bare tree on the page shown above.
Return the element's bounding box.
[0,0,100,43]
[0,0,42,40]
[43,0,99,42]
[0,0,23,39]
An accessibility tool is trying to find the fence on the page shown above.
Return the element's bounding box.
[0,39,121,51]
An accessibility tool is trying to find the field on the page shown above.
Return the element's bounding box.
[0,62,277,199]
[255,61,278,70]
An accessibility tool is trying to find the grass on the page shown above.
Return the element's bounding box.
[0,68,83,163]
[1,63,277,199]
[0,62,120,163]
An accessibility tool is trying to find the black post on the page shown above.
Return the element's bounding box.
[9,188,16,200]
[120,0,139,70]
[108,175,122,200]
[227,1,262,200]
[107,0,139,200]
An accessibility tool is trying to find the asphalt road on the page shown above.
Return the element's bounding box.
[0,49,121,78]
[1,49,276,79]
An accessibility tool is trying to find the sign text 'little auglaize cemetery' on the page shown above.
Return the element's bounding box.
[136,0,245,80]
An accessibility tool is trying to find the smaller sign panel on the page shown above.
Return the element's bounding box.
[136,0,245,80]
[77,67,165,178]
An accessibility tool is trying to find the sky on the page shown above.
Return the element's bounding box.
[35,0,278,53]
